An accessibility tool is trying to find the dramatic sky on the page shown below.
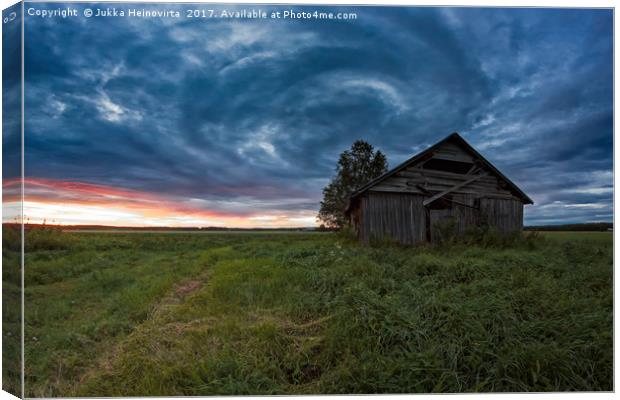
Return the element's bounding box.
[13,4,613,227]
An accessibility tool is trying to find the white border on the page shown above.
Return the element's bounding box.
[0,1,616,400]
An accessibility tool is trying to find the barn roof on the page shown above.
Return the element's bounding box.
[348,132,533,207]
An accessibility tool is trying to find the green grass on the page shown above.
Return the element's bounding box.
[10,228,613,396]
[540,231,613,243]
[3,225,21,397]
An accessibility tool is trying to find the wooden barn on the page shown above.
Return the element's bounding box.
[345,132,533,244]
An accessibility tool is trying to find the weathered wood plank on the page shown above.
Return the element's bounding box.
[479,197,523,233]
[375,176,514,196]
[369,186,516,199]
[423,175,484,206]
[360,192,426,245]
[396,168,496,183]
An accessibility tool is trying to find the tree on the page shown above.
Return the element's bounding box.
[318,140,388,228]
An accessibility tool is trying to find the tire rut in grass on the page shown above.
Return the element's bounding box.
[72,248,228,395]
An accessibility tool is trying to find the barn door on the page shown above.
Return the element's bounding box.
[425,195,456,242]
[429,209,455,242]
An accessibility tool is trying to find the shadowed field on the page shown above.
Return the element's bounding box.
[9,228,612,396]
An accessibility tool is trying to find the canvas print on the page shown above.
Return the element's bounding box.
[2,2,613,397]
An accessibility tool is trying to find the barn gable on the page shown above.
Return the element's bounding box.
[345,132,533,244]
[349,132,533,205]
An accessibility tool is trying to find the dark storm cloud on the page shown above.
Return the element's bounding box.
[23,4,613,223]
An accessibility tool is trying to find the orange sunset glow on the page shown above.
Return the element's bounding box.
[2,178,318,228]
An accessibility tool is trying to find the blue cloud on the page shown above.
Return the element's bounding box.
[22,4,613,224]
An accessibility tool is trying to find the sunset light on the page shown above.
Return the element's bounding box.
[3,178,317,228]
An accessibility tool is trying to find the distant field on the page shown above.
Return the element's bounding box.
[5,228,612,396]
[539,231,613,243]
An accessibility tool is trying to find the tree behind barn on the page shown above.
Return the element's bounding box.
[318,140,388,228]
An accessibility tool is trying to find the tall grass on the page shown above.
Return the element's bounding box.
[2,225,22,395]
[21,229,612,396]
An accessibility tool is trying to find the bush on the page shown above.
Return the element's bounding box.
[462,227,545,249]
[430,220,545,250]
[336,225,358,244]
[432,217,459,245]
[25,227,71,252]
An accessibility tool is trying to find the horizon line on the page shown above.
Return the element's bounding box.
[1,221,614,229]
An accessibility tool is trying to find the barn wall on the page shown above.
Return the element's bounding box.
[356,192,524,245]
[359,192,426,245]
[479,197,524,233]
[349,199,362,235]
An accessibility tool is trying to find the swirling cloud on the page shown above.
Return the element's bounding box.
[20,5,612,226]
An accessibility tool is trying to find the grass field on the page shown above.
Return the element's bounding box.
[4,228,613,396]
